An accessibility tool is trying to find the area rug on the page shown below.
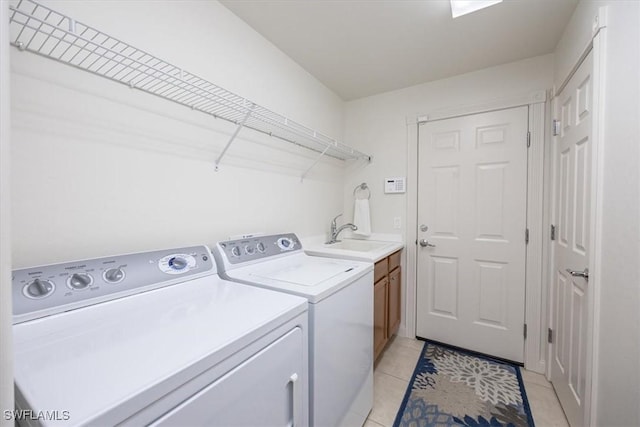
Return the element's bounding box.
[393,340,535,427]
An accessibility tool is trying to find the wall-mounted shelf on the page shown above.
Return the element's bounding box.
[8,0,371,178]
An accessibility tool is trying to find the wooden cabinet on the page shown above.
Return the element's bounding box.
[373,249,402,360]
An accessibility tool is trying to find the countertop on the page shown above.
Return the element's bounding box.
[303,236,404,263]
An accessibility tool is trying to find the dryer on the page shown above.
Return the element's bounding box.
[11,245,308,426]
[213,233,374,427]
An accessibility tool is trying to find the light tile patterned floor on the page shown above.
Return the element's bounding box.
[366,336,569,427]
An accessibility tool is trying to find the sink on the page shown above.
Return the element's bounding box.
[306,238,404,262]
[324,240,394,252]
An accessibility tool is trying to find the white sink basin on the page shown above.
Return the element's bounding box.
[325,240,394,252]
[305,239,404,262]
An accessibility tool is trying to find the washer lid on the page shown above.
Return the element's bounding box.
[224,253,373,302]
[249,261,354,286]
[13,275,307,426]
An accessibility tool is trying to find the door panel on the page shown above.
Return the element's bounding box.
[430,256,458,318]
[373,277,387,358]
[387,268,401,337]
[416,106,528,363]
[551,50,593,427]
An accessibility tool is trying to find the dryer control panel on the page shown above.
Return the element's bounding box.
[12,246,214,324]
[216,233,301,265]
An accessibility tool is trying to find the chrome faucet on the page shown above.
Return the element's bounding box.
[326,213,358,244]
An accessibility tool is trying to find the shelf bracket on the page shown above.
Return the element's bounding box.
[214,107,253,172]
[300,144,332,182]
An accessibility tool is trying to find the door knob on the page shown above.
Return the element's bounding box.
[419,239,436,248]
[566,268,589,280]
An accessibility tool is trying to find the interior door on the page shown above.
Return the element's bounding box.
[550,50,593,427]
[416,106,529,363]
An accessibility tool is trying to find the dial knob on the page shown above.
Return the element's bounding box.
[231,246,241,257]
[168,257,188,270]
[67,273,93,290]
[158,254,196,275]
[277,237,294,250]
[256,242,266,253]
[104,268,125,283]
[245,245,255,255]
[24,279,55,299]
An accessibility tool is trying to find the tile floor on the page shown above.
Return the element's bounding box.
[365,336,569,427]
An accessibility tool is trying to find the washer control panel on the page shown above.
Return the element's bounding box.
[217,233,301,265]
[12,245,214,324]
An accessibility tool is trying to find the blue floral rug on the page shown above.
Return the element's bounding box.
[393,340,535,427]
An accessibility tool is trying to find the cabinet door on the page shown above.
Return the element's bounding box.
[374,277,388,359]
[387,267,401,337]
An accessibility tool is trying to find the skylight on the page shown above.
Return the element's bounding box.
[450,0,503,18]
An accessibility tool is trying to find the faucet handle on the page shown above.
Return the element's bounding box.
[331,213,343,226]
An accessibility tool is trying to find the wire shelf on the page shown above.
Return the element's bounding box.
[8,0,371,167]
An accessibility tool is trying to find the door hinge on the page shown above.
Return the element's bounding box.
[548,328,553,343]
[553,119,561,136]
[524,324,528,339]
[550,224,556,241]
[525,228,529,244]
[526,131,531,148]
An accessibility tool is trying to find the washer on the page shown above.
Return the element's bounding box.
[213,233,374,427]
[11,245,308,427]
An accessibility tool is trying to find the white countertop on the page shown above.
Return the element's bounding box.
[303,235,404,263]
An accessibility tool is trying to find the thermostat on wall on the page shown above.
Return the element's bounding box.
[384,177,406,194]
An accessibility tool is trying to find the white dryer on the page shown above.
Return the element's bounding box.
[12,246,308,427]
[213,233,374,427]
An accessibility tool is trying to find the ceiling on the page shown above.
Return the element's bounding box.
[220,0,578,101]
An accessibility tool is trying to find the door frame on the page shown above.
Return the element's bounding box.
[547,9,607,426]
[405,90,548,373]
[0,0,14,419]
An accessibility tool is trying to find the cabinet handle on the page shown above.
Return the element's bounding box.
[289,373,299,427]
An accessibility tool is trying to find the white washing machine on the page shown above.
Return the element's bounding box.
[212,233,374,427]
[12,245,309,427]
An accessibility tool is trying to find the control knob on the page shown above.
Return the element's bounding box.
[277,237,295,251]
[168,257,188,270]
[24,278,55,299]
[67,273,93,290]
[256,242,266,253]
[104,268,125,283]
[158,253,196,275]
[231,246,241,257]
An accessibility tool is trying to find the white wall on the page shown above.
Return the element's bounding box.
[555,2,640,425]
[10,0,349,268]
[1,1,13,424]
[343,54,554,336]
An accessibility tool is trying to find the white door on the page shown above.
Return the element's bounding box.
[550,50,593,427]
[416,106,529,363]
